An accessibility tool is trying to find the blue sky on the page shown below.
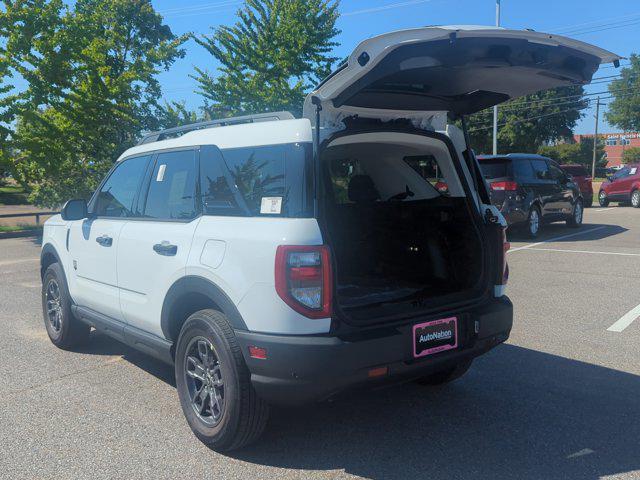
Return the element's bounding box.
[121,1,640,134]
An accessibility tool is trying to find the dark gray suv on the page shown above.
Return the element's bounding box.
[478,154,584,238]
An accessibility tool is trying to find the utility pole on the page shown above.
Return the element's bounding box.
[591,96,600,179]
[492,0,501,155]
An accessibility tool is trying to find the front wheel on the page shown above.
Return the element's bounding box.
[567,200,583,228]
[631,190,640,208]
[175,309,269,451]
[414,360,473,386]
[598,190,609,207]
[42,263,90,349]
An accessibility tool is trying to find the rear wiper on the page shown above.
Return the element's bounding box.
[388,185,415,201]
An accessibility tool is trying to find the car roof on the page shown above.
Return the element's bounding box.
[117,119,312,161]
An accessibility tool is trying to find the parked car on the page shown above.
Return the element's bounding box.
[560,164,593,208]
[478,154,584,237]
[598,164,640,207]
[40,26,617,450]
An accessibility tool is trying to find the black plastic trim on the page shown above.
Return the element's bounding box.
[73,305,174,365]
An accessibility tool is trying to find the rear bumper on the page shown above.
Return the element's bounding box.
[235,297,513,406]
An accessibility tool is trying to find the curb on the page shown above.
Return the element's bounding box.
[0,229,43,240]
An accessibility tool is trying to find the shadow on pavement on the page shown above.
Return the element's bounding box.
[508,223,627,243]
[226,344,640,480]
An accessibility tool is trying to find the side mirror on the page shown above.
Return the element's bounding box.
[61,199,88,221]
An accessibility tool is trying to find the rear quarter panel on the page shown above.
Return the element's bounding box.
[187,216,331,335]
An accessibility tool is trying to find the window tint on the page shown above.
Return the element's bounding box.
[200,146,243,216]
[479,159,510,179]
[611,167,630,180]
[548,162,564,181]
[143,150,198,220]
[94,155,150,217]
[403,155,445,192]
[530,159,549,179]
[220,143,313,217]
[512,160,535,180]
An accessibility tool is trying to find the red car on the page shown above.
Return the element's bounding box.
[560,164,593,208]
[598,164,640,208]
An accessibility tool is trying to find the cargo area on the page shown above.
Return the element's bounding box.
[321,132,486,324]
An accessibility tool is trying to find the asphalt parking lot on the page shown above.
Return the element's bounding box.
[2,207,640,480]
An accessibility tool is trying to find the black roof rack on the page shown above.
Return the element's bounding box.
[137,111,296,145]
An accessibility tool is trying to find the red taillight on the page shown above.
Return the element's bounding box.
[490,181,518,192]
[435,181,448,193]
[275,245,332,319]
[248,346,267,360]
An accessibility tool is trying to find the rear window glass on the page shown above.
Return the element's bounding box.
[561,165,588,176]
[219,143,313,217]
[479,160,510,179]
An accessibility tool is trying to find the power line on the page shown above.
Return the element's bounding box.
[469,104,594,132]
[343,0,433,17]
[549,11,640,34]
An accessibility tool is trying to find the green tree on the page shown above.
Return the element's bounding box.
[158,101,201,129]
[605,54,640,131]
[468,86,588,154]
[538,137,606,167]
[622,146,640,164]
[193,0,340,117]
[1,0,187,206]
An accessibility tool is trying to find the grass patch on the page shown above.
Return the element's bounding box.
[0,184,29,205]
[0,224,42,233]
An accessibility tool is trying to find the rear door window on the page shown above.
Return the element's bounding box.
[512,160,535,180]
[530,159,550,180]
[143,150,198,220]
[220,143,313,217]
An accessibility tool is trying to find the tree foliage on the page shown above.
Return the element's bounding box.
[192,0,340,117]
[538,137,606,167]
[0,0,186,206]
[622,146,640,164]
[605,54,640,132]
[468,86,587,154]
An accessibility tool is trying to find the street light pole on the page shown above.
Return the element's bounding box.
[492,0,501,155]
[591,96,600,179]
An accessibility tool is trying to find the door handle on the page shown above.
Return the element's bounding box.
[96,235,113,247]
[153,241,178,256]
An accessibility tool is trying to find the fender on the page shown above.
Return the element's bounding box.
[40,243,64,279]
[161,275,248,341]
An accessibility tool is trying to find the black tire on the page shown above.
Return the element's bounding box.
[631,189,640,209]
[584,196,593,208]
[175,309,269,451]
[567,199,583,228]
[598,190,609,207]
[526,205,541,238]
[41,263,90,349]
[414,359,473,386]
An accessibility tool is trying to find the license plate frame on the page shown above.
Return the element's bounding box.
[412,317,458,358]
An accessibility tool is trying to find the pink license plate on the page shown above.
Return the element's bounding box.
[413,317,458,358]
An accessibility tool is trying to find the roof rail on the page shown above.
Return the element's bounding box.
[137,111,296,145]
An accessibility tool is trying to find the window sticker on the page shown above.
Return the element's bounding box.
[260,197,282,214]
[156,164,167,182]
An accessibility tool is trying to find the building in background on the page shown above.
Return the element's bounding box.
[574,132,640,167]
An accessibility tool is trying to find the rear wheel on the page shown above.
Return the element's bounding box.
[175,309,269,451]
[526,206,541,238]
[598,190,609,207]
[42,263,90,349]
[631,190,640,208]
[567,200,583,228]
[415,360,473,386]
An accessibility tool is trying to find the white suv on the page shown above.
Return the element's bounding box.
[40,26,618,450]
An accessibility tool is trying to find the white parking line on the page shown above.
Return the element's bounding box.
[607,303,640,332]
[508,226,608,253]
[526,247,640,257]
[595,207,615,212]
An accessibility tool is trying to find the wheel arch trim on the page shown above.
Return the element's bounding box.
[160,275,248,342]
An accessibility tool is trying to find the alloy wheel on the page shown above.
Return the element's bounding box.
[632,191,640,208]
[184,337,225,426]
[45,279,63,333]
[529,209,539,236]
